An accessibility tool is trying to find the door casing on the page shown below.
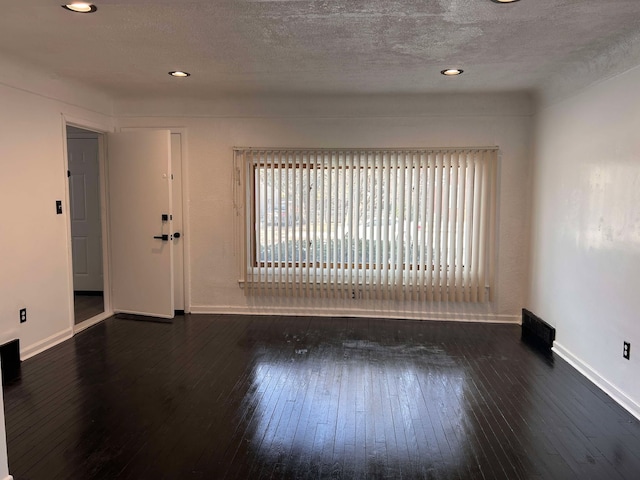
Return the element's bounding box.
[62,115,113,333]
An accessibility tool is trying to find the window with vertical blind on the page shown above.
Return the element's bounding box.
[233,148,497,302]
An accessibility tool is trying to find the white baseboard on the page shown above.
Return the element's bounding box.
[189,305,519,324]
[21,328,73,361]
[73,310,113,334]
[553,342,640,421]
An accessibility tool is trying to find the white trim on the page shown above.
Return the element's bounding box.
[62,114,112,135]
[21,329,73,361]
[553,342,640,421]
[61,115,76,334]
[189,305,519,324]
[66,130,100,140]
[180,128,192,313]
[113,309,173,320]
[98,133,113,317]
[2,475,13,480]
[73,310,113,334]
[233,146,499,152]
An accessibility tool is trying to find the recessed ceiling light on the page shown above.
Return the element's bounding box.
[441,69,464,76]
[61,3,97,13]
[169,71,191,77]
[490,0,520,3]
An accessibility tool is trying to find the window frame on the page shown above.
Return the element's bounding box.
[233,147,498,302]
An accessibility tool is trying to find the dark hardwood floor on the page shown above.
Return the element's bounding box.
[4,314,640,479]
[73,292,104,325]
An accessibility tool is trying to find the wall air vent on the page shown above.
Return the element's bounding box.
[521,308,556,351]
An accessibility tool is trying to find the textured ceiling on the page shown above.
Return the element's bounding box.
[1,0,640,99]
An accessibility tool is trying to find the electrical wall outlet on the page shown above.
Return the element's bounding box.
[19,308,27,323]
[623,341,630,360]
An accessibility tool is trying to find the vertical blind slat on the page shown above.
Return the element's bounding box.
[471,152,482,303]
[418,153,428,301]
[433,152,442,301]
[365,153,376,300]
[319,153,325,297]
[425,152,436,301]
[375,153,384,300]
[488,151,497,302]
[410,153,420,300]
[457,151,464,301]
[398,153,405,300]
[303,152,313,297]
[477,151,489,303]
[331,152,339,298]
[382,152,390,300]
[271,153,277,294]
[389,153,398,300]
[352,152,359,297]
[463,152,474,302]
[295,152,299,296]
[448,152,459,301]
[284,152,290,295]
[260,152,267,296]
[441,151,451,301]
[362,152,367,296]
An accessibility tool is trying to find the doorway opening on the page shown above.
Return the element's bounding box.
[66,125,105,325]
[66,126,106,325]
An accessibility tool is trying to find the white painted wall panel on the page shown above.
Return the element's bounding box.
[117,94,532,322]
[530,64,640,416]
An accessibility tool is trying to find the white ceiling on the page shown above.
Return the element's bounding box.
[1,0,640,99]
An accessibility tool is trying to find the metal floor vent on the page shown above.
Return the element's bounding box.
[521,308,556,351]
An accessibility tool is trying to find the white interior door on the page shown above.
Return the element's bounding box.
[68,133,103,291]
[107,130,174,318]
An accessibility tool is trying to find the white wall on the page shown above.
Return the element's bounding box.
[116,92,533,322]
[529,64,640,418]
[0,56,113,358]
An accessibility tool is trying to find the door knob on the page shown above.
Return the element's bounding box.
[153,234,169,241]
[173,232,181,239]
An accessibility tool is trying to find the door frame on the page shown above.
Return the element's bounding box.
[61,114,114,333]
[118,126,191,314]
